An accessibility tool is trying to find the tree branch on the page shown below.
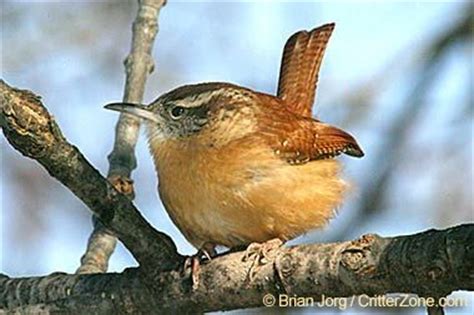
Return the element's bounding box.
[1,225,472,313]
[78,0,167,274]
[1,82,472,313]
[0,80,181,271]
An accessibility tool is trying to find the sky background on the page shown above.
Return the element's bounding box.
[1,1,472,314]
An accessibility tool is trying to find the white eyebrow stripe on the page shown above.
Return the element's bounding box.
[172,88,255,108]
[174,91,219,108]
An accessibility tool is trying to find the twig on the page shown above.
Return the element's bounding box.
[77,0,167,274]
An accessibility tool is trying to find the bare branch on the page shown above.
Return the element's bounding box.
[0,80,181,271]
[1,225,472,313]
[78,0,167,274]
[1,82,472,312]
[109,0,166,178]
[77,219,118,274]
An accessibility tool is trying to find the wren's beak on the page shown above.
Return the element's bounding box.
[104,102,162,124]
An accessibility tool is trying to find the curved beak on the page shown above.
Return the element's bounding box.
[104,102,162,124]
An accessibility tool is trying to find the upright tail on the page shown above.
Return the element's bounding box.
[277,23,335,117]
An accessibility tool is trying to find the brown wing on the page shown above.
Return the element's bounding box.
[260,112,364,164]
[277,23,335,117]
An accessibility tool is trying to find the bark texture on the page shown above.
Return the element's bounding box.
[0,224,472,313]
[0,80,181,272]
[1,80,473,313]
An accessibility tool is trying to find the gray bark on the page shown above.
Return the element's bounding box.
[1,80,473,313]
[0,225,472,313]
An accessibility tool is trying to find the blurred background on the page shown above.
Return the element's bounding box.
[1,1,472,314]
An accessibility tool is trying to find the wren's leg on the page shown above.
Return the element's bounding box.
[242,238,284,281]
[184,242,217,290]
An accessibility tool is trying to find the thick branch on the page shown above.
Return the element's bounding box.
[1,225,472,313]
[0,80,182,271]
[1,82,472,313]
[78,0,166,274]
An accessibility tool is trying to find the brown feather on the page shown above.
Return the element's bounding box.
[256,97,364,163]
[277,23,335,117]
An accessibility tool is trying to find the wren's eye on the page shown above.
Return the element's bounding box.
[169,106,185,119]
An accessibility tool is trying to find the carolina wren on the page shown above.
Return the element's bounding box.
[106,23,363,257]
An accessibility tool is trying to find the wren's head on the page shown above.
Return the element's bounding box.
[105,82,258,146]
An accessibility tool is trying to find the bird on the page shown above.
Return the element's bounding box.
[105,23,363,280]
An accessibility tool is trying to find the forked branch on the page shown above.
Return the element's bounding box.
[1,80,473,313]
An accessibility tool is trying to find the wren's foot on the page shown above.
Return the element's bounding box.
[242,238,284,282]
[184,242,216,290]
